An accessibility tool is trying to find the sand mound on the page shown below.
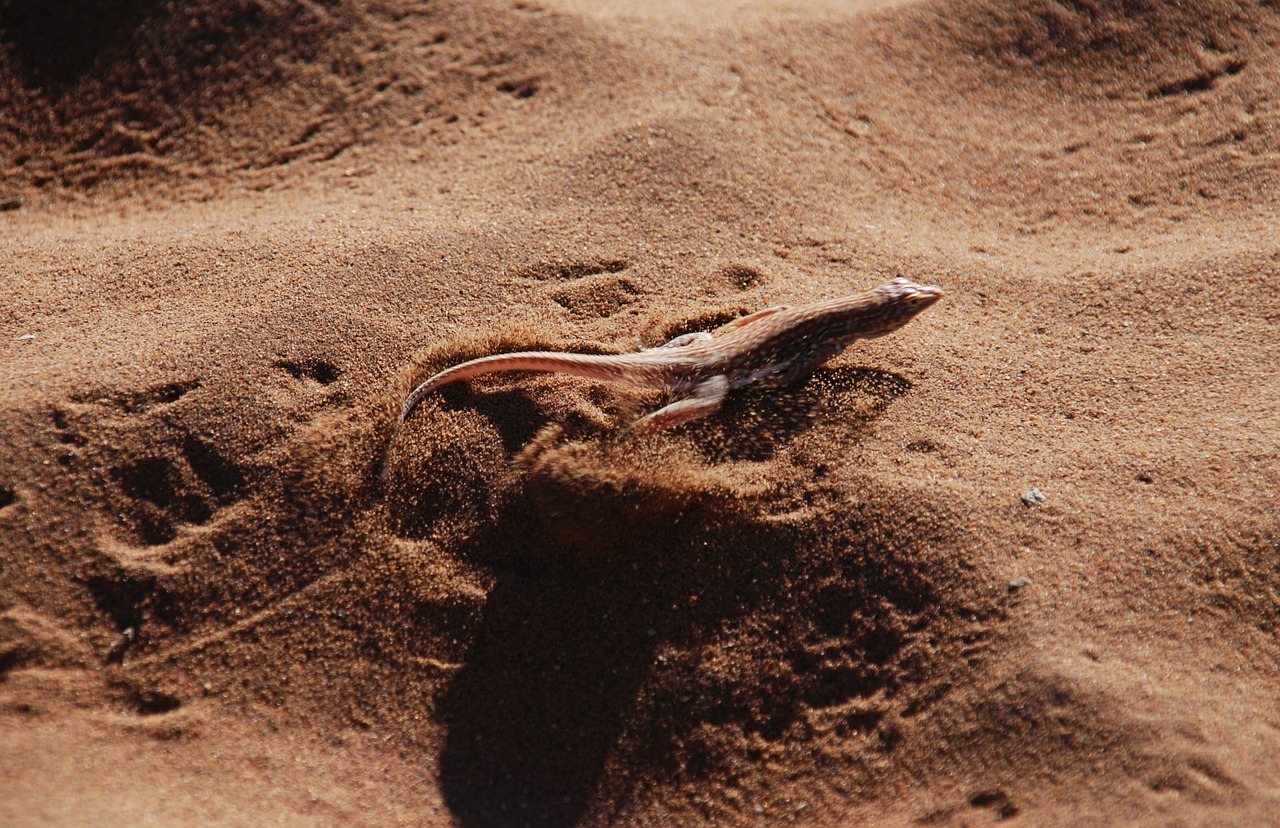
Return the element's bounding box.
[340,381,1009,825]
[784,0,1280,230]
[0,0,589,195]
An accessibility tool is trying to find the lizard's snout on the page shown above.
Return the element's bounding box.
[905,284,943,307]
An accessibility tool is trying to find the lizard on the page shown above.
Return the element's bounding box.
[385,277,942,463]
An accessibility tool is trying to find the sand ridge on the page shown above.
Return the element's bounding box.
[3,0,1280,825]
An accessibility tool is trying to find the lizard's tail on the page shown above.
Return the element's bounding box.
[379,352,652,482]
[395,352,656,427]
[380,351,678,481]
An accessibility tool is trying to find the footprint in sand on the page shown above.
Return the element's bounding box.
[50,377,262,664]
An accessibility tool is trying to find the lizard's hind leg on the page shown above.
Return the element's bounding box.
[629,375,729,433]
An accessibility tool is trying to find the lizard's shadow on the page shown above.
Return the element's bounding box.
[432,365,912,464]
[387,365,911,542]
[435,467,818,828]
[689,365,913,463]
[427,365,917,827]
[436,542,666,828]
[436,384,551,454]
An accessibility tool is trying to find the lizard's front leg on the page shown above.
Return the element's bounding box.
[711,305,788,334]
[649,305,789,350]
[649,331,713,350]
[629,375,730,432]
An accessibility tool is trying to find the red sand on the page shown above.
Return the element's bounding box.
[2,0,1279,824]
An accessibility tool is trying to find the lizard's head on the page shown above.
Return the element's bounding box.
[863,277,943,336]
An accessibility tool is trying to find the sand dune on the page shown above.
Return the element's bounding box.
[2,1,1279,825]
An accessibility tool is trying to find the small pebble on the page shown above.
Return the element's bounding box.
[1008,576,1032,593]
[1021,488,1045,506]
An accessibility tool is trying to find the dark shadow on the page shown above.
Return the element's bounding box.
[437,556,659,826]
[437,493,795,828]
[821,364,913,400]
[0,0,163,90]
[182,435,250,504]
[110,455,211,543]
[437,384,550,456]
[276,359,341,386]
[691,365,912,462]
[416,364,911,468]
[426,360,947,826]
[434,468,981,827]
[84,568,156,664]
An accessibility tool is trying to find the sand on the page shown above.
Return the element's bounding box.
[2,0,1279,824]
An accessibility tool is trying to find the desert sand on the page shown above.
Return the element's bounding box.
[2,0,1279,825]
